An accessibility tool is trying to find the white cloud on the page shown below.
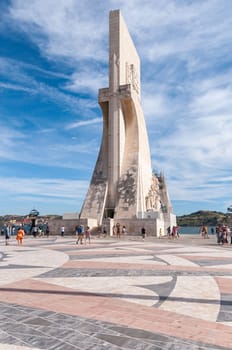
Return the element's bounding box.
[0,58,101,130]
[66,117,102,130]
[143,94,170,121]
[64,70,108,95]
[117,0,232,61]
[192,88,232,116]
[0,82,35,93]
[0,177,88,199]
[0,177,89,215]
[1,0,232,214]
[0,125,25,158]
[9,0,109,62]
[0,121,99,170]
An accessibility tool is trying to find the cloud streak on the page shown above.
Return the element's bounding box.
[0,0,231,215]
[66,117,102,130]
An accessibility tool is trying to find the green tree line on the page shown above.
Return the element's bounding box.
[177,210,232,226]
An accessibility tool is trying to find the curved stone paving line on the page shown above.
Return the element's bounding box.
[0,236,232,349]
[0,303,231,350]
[0,244,69,287]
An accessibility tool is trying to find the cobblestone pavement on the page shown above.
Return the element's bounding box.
[0,234,232,349]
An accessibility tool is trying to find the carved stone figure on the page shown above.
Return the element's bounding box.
[145,174,161,211]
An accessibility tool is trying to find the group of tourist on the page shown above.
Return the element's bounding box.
[167,225,179,239]
[1,223,50,246]
[31,225,50,238]
[75,225,91,244]
[112,223,127,238]
[4,225,26,246]
[140,225,180,240]
[3,221,232,247]
[200,225,209,239]
[1,224,25,245]
[199,225,232,244]
[215,225,232,245]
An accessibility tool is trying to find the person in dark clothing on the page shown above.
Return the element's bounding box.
[45,225,50,237]
[141,227,146,240]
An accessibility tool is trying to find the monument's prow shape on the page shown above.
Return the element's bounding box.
[80,10,176,234]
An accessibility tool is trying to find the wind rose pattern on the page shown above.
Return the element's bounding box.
[0,236,232,350]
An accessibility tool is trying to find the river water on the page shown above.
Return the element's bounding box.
[178,226,216,234]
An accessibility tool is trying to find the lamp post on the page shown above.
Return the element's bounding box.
[28,209,40,235]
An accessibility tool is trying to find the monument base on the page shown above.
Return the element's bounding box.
[102,213,176,237]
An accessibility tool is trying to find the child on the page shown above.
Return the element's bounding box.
[16,227,25,245]
[84,226,91,244]
[122,226,126,235]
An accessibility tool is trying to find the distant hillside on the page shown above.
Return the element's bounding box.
[177,210,232,226]
[1,211,232,228]
[0,214,62,227]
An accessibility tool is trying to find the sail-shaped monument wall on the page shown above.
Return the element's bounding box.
[80,10,176,236]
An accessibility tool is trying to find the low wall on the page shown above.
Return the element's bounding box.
[47,219,78,235]
[47,218,98,236]
[47,217,170,237]
[102,218,162,237]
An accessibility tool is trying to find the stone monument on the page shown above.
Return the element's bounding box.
[80,10,176,235]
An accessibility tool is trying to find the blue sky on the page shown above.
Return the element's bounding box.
[0,0,232,216]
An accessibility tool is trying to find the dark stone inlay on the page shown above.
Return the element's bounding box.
[188,259,232,267]
[24,317,53,326]
[0,264,48,269]
[0,302,231,350]
[37,267,232,278]
[0,291,222,313]
[109,326,232,350]
[0,251,8,261]
[140,276,177,307]
[69,253,167,262]
[217,293,232,322]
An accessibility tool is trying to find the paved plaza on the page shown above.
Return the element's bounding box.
[0,234,232,350]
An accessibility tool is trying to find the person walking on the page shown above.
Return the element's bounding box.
[116,223,120,239]
[230,227,232,245]
[201,225,208,239]
[122,225,126,235]
[32,226,38,238]
[76,225,84,244]
[5,227,10,245]
[141,227,146,241]
[216,226,220,244]
[84,226,91,244]
[16,227,25,246]
[45,225,50,237]
[103,226,107,237]
[171,226,176,238]
[61,226,65,237]
[38,226,42,237]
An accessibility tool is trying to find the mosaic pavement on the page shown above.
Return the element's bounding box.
[0,234,232,349]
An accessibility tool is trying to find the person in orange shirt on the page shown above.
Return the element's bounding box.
[16,227,25,245]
